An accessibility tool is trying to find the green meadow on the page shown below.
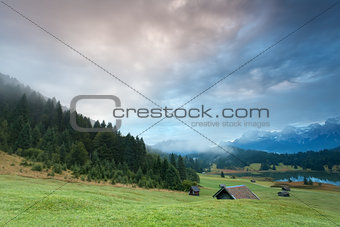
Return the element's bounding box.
[0,174,339,226]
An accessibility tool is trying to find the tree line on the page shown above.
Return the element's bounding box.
[214,147,340,171]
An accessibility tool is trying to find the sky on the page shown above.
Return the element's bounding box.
[0,0,339,152]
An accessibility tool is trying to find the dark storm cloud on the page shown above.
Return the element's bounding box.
[0,0,339,148]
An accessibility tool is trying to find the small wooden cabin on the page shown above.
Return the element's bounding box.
[212,185,259,200]
[281,185,291,191]
[278,191,290,197]
[188,186,200,196]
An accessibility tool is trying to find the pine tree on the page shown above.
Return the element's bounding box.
[94,144,110,161]
[260,162,270,170]
[123,134,138,171]
[170,153,176,168]
[9,115,24,146]
[39,128,57,157]
[136,137,146,168]
[56,102,64,131]
[135,167,143,182]
[93,132,118,162]
[70,142,89,166]
[0,120,9,151]
[186,168,200,182]
[31,126,41,147]
[165,165,181,190]
[59,144,67,163]
[161,159,169,180]
[93,121,101,128]
[220,171,225,178]
[100,120,106,128]
[14,94,29,123]
[16,122,32,150]
[177,155,186,180]
[154,156,162,175]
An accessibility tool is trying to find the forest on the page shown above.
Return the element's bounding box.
[213,147,340,171]
[0,74,199,190]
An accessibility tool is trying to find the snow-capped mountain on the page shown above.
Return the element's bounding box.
[225,118,340,153]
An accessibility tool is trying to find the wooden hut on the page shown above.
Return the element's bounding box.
[278,191,290,197]
[212,185,259,200]
[188,186,200,196]
[281,185,291,191]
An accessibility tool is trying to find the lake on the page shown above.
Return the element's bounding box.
[224,171,340,186]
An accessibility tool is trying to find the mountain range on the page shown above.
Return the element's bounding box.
[224,118,340,153]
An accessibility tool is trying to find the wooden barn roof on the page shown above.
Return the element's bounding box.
[190,186,200,192]
[213,185,259,200]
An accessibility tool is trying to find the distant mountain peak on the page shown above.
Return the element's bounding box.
[326,117,340,125]
[226,118,340,153]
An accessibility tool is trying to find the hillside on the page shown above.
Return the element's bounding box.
[2,149,339,226]
[0,74,199,191]
[2,150,339,226]
[0,151,83,183]
[1,174,339,226]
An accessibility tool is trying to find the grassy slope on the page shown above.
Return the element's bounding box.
[0,151,74,181]
[243,163,303,171]
[0,174,339,226]
[210,162,303,174]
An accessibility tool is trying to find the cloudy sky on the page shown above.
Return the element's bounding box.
[0,0,339,152]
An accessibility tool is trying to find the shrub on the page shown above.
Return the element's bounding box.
[120,176,129,184]
[31,164,42,171]
[186,168,200,183]
[19,148,44,161]
[52,164,62,174]
[45,162,51,169]
[146,179,155,189]
[20,160,32,167]
[182,180,197,191]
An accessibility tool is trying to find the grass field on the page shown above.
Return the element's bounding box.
[0,174,340,226]
[209,162,303,174]
[243,162,303,171]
